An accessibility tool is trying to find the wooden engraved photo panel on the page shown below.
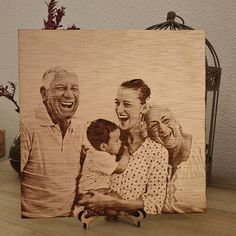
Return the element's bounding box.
[19,30,206,219]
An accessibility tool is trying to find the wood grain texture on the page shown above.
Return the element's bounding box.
[19,30,205,143]
[19,30,206,215]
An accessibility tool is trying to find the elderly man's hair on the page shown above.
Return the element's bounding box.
[42,66,78,89]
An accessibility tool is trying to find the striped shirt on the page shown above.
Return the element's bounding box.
[21,103,84,217]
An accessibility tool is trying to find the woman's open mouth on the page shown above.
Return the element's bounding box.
[118,115,129,123]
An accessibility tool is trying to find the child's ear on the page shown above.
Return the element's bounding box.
[100,143,107,152]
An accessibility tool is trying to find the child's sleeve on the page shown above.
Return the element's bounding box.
[90,152,118,176]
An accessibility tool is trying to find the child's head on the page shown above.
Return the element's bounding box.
[87,119,121,155]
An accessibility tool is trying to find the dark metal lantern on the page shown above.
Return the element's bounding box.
[146,12,221,185]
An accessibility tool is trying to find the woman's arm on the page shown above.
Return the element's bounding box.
[78,190,143,213]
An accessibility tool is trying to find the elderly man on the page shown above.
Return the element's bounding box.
[146,105,206,213]
[21,67,84,218]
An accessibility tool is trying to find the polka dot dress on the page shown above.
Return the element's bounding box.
[110,138,168,214]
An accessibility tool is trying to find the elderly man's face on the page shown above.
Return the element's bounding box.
[41,74,79,124]
[146,107,182,149]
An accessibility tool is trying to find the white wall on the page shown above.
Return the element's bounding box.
[0,0,235,184]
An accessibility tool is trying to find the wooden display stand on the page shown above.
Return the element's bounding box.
[78,210,146,229]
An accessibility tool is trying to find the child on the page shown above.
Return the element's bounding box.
[78,119,129,216]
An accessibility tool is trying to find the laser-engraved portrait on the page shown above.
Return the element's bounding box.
[19,30,206,218]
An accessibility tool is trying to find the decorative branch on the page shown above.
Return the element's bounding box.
[0,82,20,113]
[67,24,80,30]
[43,0,57,29]
[43,0,80,30]
[56,7,65,28]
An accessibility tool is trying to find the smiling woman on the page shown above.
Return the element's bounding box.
[79,79,169,215]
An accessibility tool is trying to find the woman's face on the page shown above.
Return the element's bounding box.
[115,87,145,130]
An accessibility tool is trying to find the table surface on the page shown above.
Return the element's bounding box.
[0,157,236,236]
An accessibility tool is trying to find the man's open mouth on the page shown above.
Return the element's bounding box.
[60,101,74,109]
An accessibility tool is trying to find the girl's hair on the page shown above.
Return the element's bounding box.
[120,79,151,104]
